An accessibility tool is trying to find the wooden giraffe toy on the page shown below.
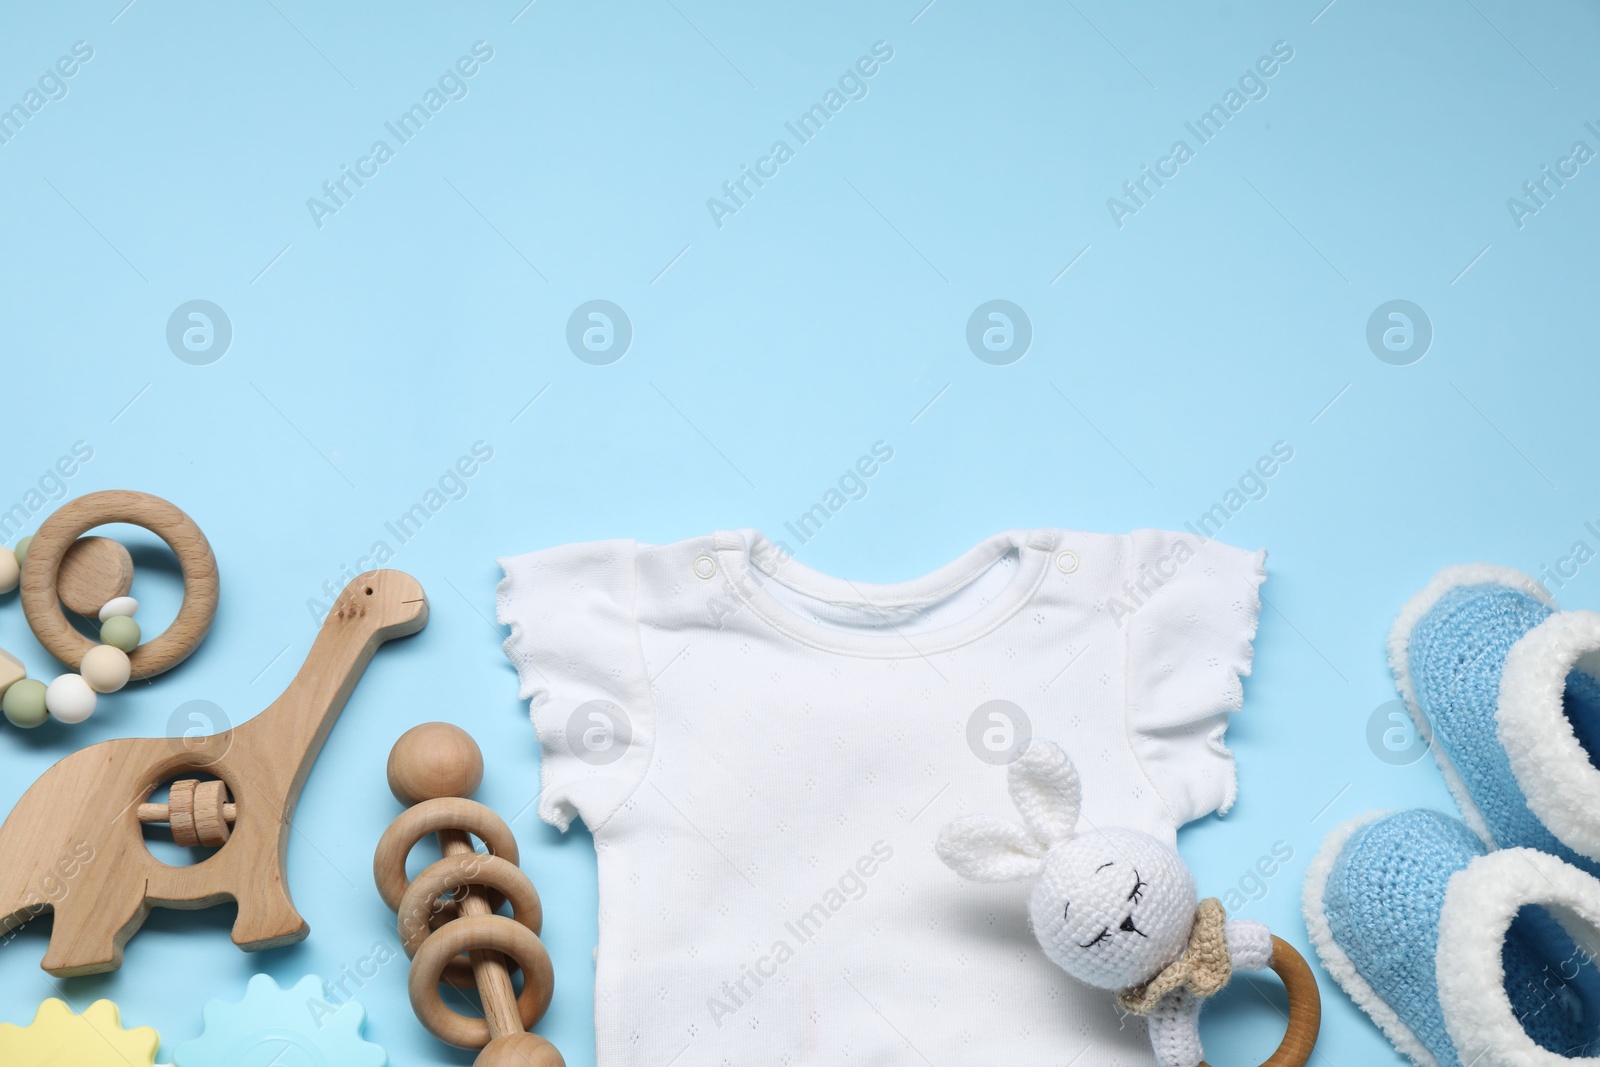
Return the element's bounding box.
[0,570,428,976]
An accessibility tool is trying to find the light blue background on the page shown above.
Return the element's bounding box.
[2,0,1597,1063]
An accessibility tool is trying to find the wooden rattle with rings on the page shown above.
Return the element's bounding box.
[375,722,565,1067]
[0,490,220,728]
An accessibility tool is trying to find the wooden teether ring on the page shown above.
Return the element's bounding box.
[20,490,219,677]
[373,797,520,913]
[398,853,543,988]
[409,915,555,1049]
[1199,936,1321,1067]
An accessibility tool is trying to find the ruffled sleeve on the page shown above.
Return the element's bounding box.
[1122,530,1266,823]
[496,539,655,832]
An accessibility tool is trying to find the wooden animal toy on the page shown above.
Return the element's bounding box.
[0,569,428,976]
[1,490,221,728]
[374,722,564,1067]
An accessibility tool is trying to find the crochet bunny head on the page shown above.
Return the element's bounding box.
[937,739,1196,990]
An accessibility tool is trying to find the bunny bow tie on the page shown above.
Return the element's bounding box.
[1116,898,1232,1015]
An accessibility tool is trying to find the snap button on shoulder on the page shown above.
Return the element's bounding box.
[693,555,717,580]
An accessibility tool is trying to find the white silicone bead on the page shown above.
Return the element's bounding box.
[80,645,131,694]
[0,547,17,595]
[45,674,97,724]
[98,596,139,621]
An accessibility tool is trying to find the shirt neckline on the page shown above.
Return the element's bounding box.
[712,528,1058,658]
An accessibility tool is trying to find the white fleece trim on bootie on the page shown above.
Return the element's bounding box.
[1437,848,1600,1067]
[1498,611,1600,863]
[1388,564,1553,850]
[1302,811,1443,1067]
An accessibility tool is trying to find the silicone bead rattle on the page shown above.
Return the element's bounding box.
[1,564,140,726]
[0,490,217,728]
[374,722,565,1067]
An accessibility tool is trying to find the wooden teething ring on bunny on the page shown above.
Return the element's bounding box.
[1228,937,1319,1067]
[937,739,1320,1067]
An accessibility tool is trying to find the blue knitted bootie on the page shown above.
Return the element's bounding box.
[1304,809,1600,1067]
[1391,565,1600,868]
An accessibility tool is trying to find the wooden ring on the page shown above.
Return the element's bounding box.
[398,853,543,988]
[19,490,219,677]
[1199,936,1321,1067]
[408,915,554,1049]
[427,887,510,928]
[374,797,519,914]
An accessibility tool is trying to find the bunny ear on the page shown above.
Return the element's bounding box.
[1007,740,1082,846]
[936,815,1047,882]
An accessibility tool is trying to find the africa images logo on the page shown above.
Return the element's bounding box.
[305,42,495,229]
[1106,41,1294,229]
[706,841,894,1028]
[705,41,895,229]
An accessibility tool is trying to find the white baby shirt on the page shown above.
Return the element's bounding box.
[497,528,1265,1066]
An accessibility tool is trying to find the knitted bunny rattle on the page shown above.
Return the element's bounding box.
[937,740,1320,1067]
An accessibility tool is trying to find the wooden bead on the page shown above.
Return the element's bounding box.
[0,647,25,700]
[388,722,484,804]
[58,537,134,619]
[44,674,96,724]
[192,779,232,847]
[80,645,131,694]
[474,1033,565,1067]
[168,778,199,847]
[0,546,17,595]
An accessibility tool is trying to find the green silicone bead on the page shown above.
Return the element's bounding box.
[3,678,49,728]
[100,615,141,653]
[13,535,31,567]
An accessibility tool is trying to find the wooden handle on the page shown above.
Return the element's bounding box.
[436,828,522,1042]
[136,803,237,823]
[1199,936,1321,1067]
